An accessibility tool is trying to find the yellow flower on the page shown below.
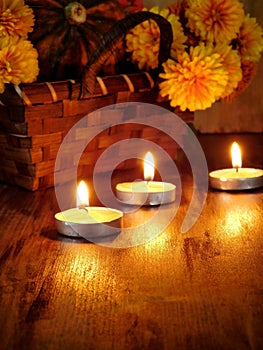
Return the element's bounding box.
[168,11,188,60]
[185,0,245,43]
[126,10,159,71]
[125,6,187,70]
[0,0,34,39]
[159,44,229,111]
[0,37,39,93]
[213,44,242,99]
[237,14,263,63]
[223,61,258,102]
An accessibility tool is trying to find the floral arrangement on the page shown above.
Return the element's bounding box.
[0,0,39,94]
[122,0,263,111]
[1,0,262,113]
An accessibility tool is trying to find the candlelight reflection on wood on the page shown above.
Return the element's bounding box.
[0,134,262,350]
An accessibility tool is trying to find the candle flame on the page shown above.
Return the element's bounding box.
[144,152,155,181]
[76,180,89,207]
[231,142,242,169]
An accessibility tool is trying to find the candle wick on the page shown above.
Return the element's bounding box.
[78,204,89,213]
[235,167,239,173]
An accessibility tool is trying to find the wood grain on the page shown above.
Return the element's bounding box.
[0,134,262,350]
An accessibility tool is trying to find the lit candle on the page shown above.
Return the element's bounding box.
[209,142,263,191]
[116,152,176,205]
[55,181,123,239]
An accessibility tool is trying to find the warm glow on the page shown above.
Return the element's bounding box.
[144,152,155,181]
[231,142,242,169]
[76,180,89,207]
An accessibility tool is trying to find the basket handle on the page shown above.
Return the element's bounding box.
[81,11,173,98]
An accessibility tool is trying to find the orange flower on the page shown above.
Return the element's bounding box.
[0,0,34,39]
[126,6,186,70]
[223,61,258,102]
[168,0,188,17]
[159,44,228,111]
[0,37,39,93]
[237,14,263,63]
[213,44,242,99]
[186,0,245,43]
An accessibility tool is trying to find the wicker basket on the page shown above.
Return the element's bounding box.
[0,12,193,191]
[0,74,193,190]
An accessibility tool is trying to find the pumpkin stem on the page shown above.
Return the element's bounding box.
[65,2,86,25]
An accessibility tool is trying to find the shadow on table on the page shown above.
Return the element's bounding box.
[40,226,121,245]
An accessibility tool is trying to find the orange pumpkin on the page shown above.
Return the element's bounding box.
[25,0,125,81]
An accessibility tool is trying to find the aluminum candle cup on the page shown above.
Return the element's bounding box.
[209,142,263,191]
[55,207,123,238]
[209,168,263,191]
[116,181,176,205]
[116,152,176,205]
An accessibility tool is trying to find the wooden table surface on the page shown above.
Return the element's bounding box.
[0,134,262,350]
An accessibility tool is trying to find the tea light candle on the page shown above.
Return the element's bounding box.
[55,181,123,239]
[116,152,176,205]
[209,142,263,191]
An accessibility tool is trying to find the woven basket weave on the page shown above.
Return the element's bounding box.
[0,12,193,191]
